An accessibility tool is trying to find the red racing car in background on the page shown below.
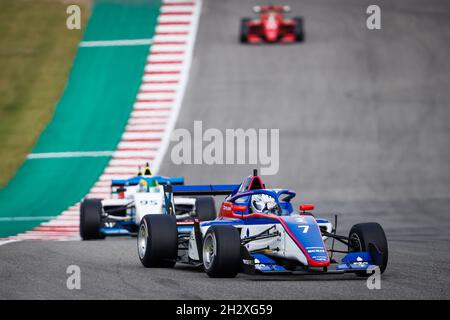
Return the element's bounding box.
[240,4,304,43]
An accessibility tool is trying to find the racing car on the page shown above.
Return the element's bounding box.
[137,170,388,278]
[240,5,304,43]
[80,164,216,240]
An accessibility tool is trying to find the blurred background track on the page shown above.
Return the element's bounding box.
[162,0,450,204]
[158,0,450,299]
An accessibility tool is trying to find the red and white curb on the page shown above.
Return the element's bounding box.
[1,0,202,244]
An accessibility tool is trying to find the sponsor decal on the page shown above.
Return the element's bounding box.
[312,257,328,262]
[255,263,266,270]
[139,200,158,206]
[353,256,369,267]
[243,259,255,266]
[307,249,326,254]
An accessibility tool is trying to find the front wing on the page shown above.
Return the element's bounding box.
[242,251,381,276]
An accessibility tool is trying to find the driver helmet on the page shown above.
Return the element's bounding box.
[250,194,278,214]
[138,178,157,192]
[138,179,148,192]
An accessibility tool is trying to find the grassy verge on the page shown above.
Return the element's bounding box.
[0,0,89,186]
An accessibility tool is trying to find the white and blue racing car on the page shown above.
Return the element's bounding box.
[80,165,216,240]
[137,170,388,278]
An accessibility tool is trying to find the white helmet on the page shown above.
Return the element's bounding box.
[250,194,278,214]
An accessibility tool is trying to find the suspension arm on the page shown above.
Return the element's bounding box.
[322,231,357,247]
[241,225,280,245]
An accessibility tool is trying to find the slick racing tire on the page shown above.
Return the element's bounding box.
[138,214,178,268]
[240,18,250,43]
[293,17,304,42]
[195,197,217,221]
[348,222,388,274]
[203,225,241,278]
[80,198,105,240]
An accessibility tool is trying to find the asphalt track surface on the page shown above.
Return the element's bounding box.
[1,0,450,299]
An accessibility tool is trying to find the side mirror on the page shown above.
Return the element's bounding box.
[299,204,314,211]
[283,5,291,12]
[253,5,261,13]
[117,187,126,199]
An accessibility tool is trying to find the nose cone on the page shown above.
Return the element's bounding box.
[263,19,279,42]
[282,215,330,267]
[265,30,278,42]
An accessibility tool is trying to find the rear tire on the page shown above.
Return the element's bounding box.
[348,222,388,274]
[80,198,104,240]
[240,18,250,43]
[138,214,178,268]
[203,225,241,278]
[293,17,304,42]
[195,197,216,221]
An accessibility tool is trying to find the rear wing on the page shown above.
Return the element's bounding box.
[155,176,185,185]
[171,184,240,196]
[111,176,184,187]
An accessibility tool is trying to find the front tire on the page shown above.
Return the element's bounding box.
[240,18,250,43]
[138,214,178,268]
[203,225,241,278]
[80,198,104,240]
[348,222,388,274]
[293,17,304,42]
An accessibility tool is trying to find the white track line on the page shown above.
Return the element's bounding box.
[137,92,176,99]
[152,0,200,174]
[156,24,192,33]
[143,74,180,82]
[140,83,178,91]
[163,0,195,3]
[0,216,57,222]
[28,151,114,159]
[158,15,194,23]
[145,64,182,72]
[148,54,184,62]
[79,38,153,47]
[0,240,19,247]
[161,6,194,13]
[153,34,188,42]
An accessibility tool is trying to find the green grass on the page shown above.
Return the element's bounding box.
[0,0,89,187]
